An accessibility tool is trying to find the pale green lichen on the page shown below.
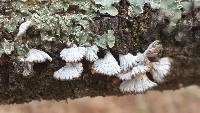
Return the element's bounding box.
[99,6,119,16]
[0,0,97,59]
[0,0,200,60]
[15,43,28,61]
[194,0,200,7]
[95,0,120,16]
[127,0,194,30]
[0,14,21,32]
[95,30,115,49]
[0,39,14,57]
[159,0,190,27]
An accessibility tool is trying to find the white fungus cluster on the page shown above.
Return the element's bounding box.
[92,51,121,76]
[23,49,52,76]
[118,65,150,80]
[21,39,171,94]
[118,40,171,93]
[119,53,137,72]
[54,44,99,80]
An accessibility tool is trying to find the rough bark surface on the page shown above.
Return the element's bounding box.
[0,1,200,104]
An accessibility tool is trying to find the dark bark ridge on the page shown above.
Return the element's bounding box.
[0,2,200,104]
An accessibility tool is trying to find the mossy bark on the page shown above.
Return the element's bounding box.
[0,1,200,104]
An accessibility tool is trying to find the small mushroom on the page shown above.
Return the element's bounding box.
[118,40,169,93]
[92,51,121,76]
[23,49,52,76]
[17,20,32,38]
[118,65,150,80]
[117,71,133,81]
[85,45,99,62]
[60,44,86,63]
[119,74,157,93]
[150,57,171,82]
[135,53,150,65]
[119,53,137,71]
[54,63,83,80]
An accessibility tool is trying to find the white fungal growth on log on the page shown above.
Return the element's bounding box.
[23,49,52,76]
[118,40,171,93]
[25,49,52,63]
[119,74,157,93]
[53,63,83,80]
[20,39,171,93]
[150,57,171,82]
[55,44,86,81]
[60,44,86,63]
[92,51,121,76]
[135,53,150,65]
[85,45,99,62]
[131,65,150,76]
[118,71,134,81]
[17,20,32,37]
[118,65,150,80]
[119,53,137,71]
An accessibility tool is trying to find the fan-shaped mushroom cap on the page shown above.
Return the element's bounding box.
[119,53,137,71]
[118,71,133,81]
[54,63,83,80]
[23,49,52,76]
[25,49,52,63]
[85,45,99,62]
[118,65,150,80]
[135,53,150,65]
[92,52,121,76]
[150,57,171,82]
[60,44,86,63]
[120,74,157,93]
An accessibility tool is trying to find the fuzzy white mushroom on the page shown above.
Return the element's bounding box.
[119,40,162,72]
[118,65,151,80]
[150,57,171,82]
[119,53,137,71]
[144,40,163,58]
[85,45,99,62]
[118,71,133,81]
[135,52,150,65]
[17,20,32,37]
[92,51,121,76]
[118,40,169,93]
[119,74,157,93]
[131,65,150,76]
[23,49,52,76]
[53,63,83,80]
[60,44,86,63]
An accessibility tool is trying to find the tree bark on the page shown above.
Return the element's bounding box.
[0,1,200,104]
